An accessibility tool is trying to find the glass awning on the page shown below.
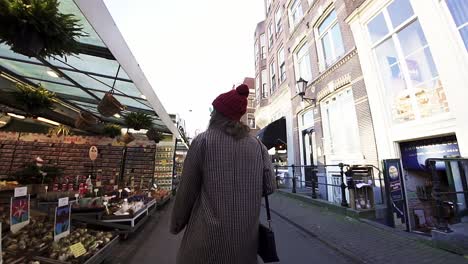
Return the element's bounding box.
[0,0,171,133]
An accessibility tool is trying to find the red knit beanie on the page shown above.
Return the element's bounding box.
[212,84,249,121]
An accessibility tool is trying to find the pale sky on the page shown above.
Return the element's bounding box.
[103,0,265,137]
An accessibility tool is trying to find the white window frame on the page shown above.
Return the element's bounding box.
[294,42,313,83]
[254,40,259,67]
[289,0,304,29]
[260,34,266,59]
[278,47,286,83]
[320,88,362,158]
[367,1,447,123]
[275,7,283,35]
[316,9,345,71]
[441,0,468,53]
[261,70,268,98]
[270,61,277,93]
[268,23,274,49]
[255,76,261,102]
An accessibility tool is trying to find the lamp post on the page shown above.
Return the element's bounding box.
[296,78,316,105]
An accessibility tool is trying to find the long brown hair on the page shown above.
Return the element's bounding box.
[209,110,250,140]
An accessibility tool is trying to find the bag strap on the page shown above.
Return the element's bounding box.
[256,138,273,229]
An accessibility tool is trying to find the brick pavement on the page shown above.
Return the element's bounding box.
[269,192,468,264]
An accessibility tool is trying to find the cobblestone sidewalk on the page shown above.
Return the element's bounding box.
[269,192,468,264]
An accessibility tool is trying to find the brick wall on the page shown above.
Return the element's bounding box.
[0,132,158,191]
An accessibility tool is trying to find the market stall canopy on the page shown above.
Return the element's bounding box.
[256,117,287,150]
[0,0,178,136]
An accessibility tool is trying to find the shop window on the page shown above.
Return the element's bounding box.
[260,34,266,59]
[320,89,361,157]
[367,0,449,124]
[278,47,286,82]
[268,23,274,49]
[316,10,345,70]
[270,61,277,93]
[445,0,468,52]
[276,7,283,35]
[294,43,312,84]
[261,70,268,98]
[289,0,303,29]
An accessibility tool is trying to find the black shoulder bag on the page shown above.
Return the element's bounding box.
[257,140,279,263]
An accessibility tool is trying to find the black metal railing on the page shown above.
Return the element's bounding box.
[274,163,384,208]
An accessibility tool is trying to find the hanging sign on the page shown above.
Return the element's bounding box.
[383,159,408,230]
[10,188,30,233]
[54,198,71,241]
[89,146,98,161]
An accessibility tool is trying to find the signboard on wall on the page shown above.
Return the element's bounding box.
[383,159,409,230]
[400,137,460,171]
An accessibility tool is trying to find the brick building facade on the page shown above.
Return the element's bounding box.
[253,0,379,203]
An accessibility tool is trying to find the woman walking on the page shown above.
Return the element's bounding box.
[170,84,276,264]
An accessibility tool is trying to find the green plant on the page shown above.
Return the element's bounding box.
[103,123,122,138]
[146,127,164,143]
[124,112,153,130]
[48,124,71,137]
[0,0,86,57]
[13,163,62,184]
[13,83,56,115]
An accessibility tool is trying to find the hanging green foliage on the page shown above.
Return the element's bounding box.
[13,83,56,116]
[0,0,86,57]
[103,123,122,138]
[124,112,153,131]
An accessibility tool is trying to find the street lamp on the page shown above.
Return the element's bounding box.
[296,78,316,105]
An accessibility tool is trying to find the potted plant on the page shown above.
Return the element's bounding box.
[0,0,85,58]
[124,112,153,131]
[75,111,97,130]
[103,123,122,138]
[98,92,125,117]
[13,83,55,117]
[146,127,164,143]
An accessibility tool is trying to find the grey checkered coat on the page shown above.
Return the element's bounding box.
[170,128,276,264]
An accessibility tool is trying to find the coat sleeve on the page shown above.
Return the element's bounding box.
[260,143,276,196]
[170,135,205,234]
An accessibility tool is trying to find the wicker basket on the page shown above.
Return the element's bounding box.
[98,92,125,117]
[75,112,97,129]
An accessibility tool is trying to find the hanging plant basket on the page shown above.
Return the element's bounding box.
[75,112,97,130]
[0,0,86,58]
[98,92,125,117]
[13,83,56,117]
[124,112,153,131]
[146,128,164,143]
[122,133,135,144]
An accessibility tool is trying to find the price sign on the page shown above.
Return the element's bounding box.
[14,187,27,197]
[58,197,69,207]
[124,187,131,193]
[96,181,102,187]
[70,242,87,258]
[89,146,98,161]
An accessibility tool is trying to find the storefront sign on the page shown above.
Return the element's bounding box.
[10,195,30,233]
[383,159,408,230]
[54,203,71,241]
[400,138,460,171]
[89,146,98,161]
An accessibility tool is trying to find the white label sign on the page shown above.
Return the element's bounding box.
[89,146,98,161]
[14,187,27,197]
[58,197,69,207]
[124,188,131,193]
